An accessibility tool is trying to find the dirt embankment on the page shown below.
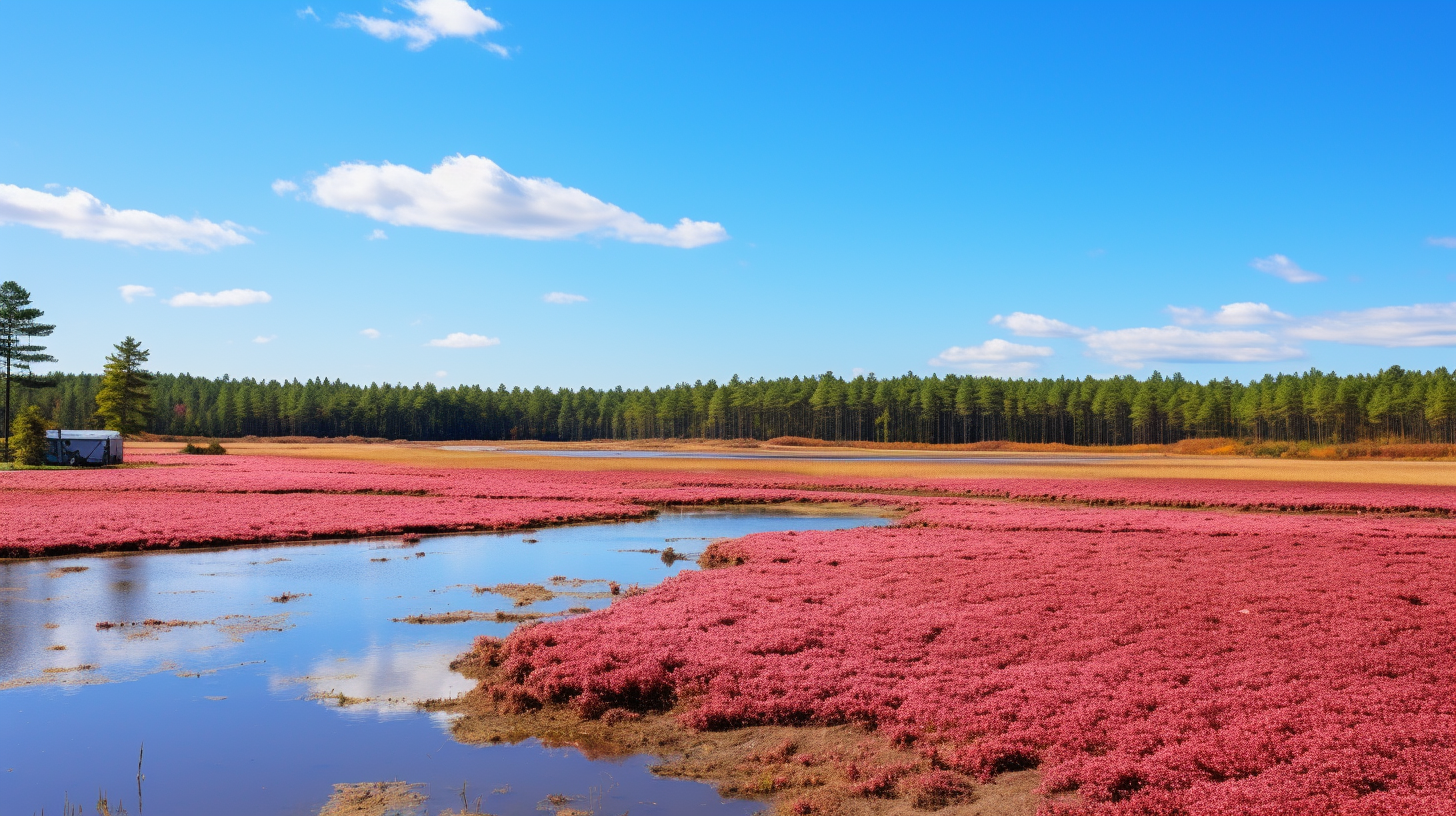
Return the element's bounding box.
[434,649,1051,816]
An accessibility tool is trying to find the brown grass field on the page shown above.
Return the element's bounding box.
[128,439,1456,486]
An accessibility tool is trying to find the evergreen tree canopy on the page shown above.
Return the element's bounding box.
[0,280,56,460]
[9,404,49,466]
[95,337,153,436]
[11,365,1456,447]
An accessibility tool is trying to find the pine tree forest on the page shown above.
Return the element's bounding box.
[12,366,1456,446]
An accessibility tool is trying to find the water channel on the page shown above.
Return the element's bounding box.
[0,508,890,816]
[437,446,1133,464]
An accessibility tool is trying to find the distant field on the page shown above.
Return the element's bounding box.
[128,439,1456,486]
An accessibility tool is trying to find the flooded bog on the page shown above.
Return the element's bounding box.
[0,508,890,816]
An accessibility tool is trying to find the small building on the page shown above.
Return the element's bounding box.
[46,430,124,466]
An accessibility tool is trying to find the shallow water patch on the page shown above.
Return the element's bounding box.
[0,508,888,815]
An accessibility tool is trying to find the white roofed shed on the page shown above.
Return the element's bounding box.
[46,430,124,466]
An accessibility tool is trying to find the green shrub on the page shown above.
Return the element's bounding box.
[180,441,228,455]
[10,406,50,466]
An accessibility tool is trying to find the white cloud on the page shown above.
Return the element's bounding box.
[1167,302,1293,327]
[929,338,1054,374]
[1251,253,1323,283]
[272,179,300,196]
[1164,306,1206,326]
[367,228,388,241]
[0,183,250,252]
[1084,326,1301,366]
[253,335,277,344]
[118,284,155,303]
[298,6,319,20]
[167,289,273,308]
[1287,302,1456,347]
[990,312,1090,338]
[435,370,448,378]
[427,331,500,348]
[543,291,587,304]
[307,154,728,248]
[343,0,503,51]
[360,328,382,339]
[1429,236,1456,249]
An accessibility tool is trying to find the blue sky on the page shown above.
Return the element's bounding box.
[1,2,1453,388]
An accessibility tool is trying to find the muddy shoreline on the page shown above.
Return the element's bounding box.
[435,644,1053,816]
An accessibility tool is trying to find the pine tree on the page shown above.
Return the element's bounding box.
[9,405,49,466]
[95,337,152,435]
[0,281,57,460]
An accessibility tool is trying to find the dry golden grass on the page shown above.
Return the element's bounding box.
[127,440,1456,486]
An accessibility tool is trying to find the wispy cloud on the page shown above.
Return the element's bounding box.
[118,284,155,303]
[989,296,1456,367]
[366,228,388,241]
[297,6,320,20]
[360,328,382,339]
[0,183,249,251]
[306,154,728,248]
[426,331,500,348]
[167,289,272,308]
[990,312,1090,338]
[543,291,587,304]
[929,338,1054,375]
[1251,253,1323,283]
[253,335,277,344]
[342,0,505,52]
[1286,303,1456,347]
[272,179,300,196]
[1428,236,1456,249]
[1166,302,1293,327]
[1084,326,1301,366]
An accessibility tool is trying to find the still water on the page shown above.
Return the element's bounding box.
[439,446,1130,463]
[0,508,889,816]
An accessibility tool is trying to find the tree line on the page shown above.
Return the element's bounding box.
[11,365,1456,446]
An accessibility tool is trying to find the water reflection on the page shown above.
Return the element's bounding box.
[1,508,889,815]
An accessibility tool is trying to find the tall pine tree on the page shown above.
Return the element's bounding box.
[0,281,56,460]
[95,337,152,435]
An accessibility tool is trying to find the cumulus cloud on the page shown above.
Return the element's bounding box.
[272,179,300,196]
[1429,236,1456,249]
[342,0,504,51]
[427,331,500,348]
[1251,253,1323,283]
[1167,302,1293,327]
[543,291,587,304]
[1286,303,1456,347]
[1084,326,1302,366]
[167,289,272,308]
[360,328,382,339]
[0,183,250,251]
[990,312,1090,338]
[367,228,388,241]
[929,338,1054,375]
[306,154,728,248]
[118,284,155,303]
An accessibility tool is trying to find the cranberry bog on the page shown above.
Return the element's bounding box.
[2,453,1453,814]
